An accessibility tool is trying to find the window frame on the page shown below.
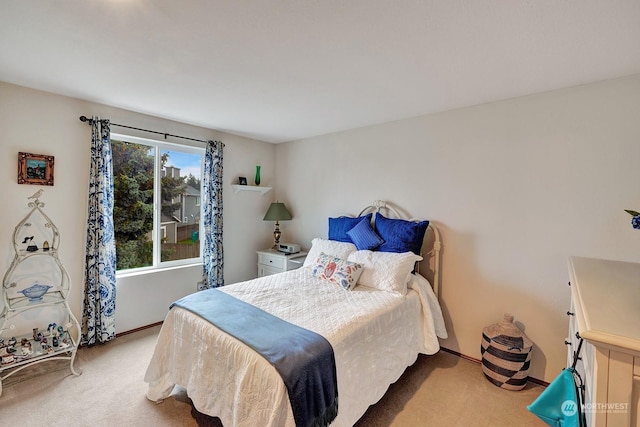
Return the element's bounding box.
[111,133,205,275]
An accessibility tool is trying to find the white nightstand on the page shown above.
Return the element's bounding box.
[257,249,307,277]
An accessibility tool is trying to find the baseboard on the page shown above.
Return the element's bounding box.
[116,321,164,337]
[77,321,164,348]
[440,347,549,387]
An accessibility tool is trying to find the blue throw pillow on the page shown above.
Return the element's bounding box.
[375,213,429,255]
[347,217,384,250]
[328,213,372,243]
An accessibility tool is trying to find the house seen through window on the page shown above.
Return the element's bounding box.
[111,134,204,271]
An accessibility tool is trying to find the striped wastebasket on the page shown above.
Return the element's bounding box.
[481,313,532,391]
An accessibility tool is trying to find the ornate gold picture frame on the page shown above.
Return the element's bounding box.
[18,152,54,186]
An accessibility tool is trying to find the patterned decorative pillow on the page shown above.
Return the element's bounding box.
[347,217,384,250]
[347,250,423,295]
[303,238,358,267]
[311,252,364,290]
[328,213,373,243]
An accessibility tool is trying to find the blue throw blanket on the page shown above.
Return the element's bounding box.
[171,289,338,427]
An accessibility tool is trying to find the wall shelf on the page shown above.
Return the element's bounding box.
[232,185,272,195]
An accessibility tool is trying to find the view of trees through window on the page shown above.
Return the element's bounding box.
[111,136,203,271]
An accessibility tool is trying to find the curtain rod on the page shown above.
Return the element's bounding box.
[79,115,223,146]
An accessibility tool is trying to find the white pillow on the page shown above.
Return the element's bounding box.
[303,238,358,267]
[347,250,423,295]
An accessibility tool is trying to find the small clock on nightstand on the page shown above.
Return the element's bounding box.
[257,248,307,278]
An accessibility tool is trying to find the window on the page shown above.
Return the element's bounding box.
[111,134,204,272]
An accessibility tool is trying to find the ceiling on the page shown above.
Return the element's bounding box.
[2,1,640,143]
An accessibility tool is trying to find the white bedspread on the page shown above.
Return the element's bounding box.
[145,267,447,427]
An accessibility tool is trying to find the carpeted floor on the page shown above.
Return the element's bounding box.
[0,325,546,426]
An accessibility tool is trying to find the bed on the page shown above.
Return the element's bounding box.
[144,200,447,426]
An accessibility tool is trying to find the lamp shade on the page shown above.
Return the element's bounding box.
[263,202,292,221]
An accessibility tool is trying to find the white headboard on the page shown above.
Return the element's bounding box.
[353,200,442,298]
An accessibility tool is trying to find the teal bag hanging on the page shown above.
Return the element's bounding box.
[527,368,581,427]
[528,337,586,427]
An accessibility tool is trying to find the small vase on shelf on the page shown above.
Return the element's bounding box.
[254,165,261,186]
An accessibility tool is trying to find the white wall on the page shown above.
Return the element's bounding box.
[274,74,640,382]
[4,75,640,382]
[0,82,277,334]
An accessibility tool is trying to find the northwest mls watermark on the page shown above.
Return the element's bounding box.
[584,402,630,414]
[562,400,629,416]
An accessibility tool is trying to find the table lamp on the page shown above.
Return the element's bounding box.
[263,202,292,248]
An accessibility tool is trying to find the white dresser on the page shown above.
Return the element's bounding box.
[567,256,640,427]
[257,249,307,277]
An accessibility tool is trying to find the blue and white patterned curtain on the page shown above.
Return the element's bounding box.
[199,140,224,290]
[82,117,117,345]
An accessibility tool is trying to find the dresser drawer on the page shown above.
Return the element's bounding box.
[286,257,305,270]
[258,264,281,277]
[258,252,285,269]
[567,301,581,364]
[567,295,594,388]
